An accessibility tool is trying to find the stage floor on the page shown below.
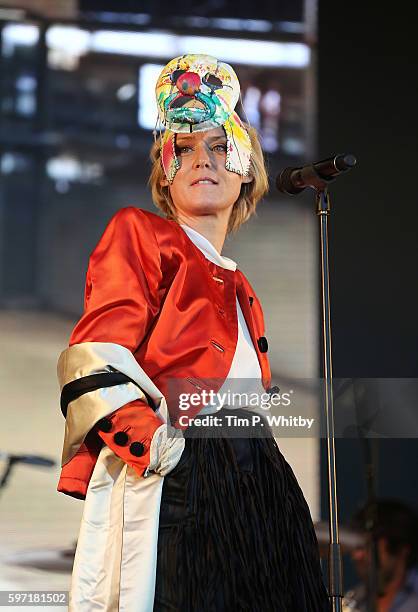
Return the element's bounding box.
[0,310,80,607]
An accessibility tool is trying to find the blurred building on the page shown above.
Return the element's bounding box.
[0,0,326,593]
[0,0,76,19]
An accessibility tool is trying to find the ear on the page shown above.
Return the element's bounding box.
[160,176,169,187]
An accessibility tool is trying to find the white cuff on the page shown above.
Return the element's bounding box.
[147,400,185,477]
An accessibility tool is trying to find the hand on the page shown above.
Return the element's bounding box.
[147,420,185,477]
[94,399,186,478]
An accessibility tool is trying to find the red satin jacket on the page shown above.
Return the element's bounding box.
[57,207,272,499]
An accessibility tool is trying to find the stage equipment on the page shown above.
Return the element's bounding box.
[277,153,357,612]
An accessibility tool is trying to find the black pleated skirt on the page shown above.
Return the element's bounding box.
[153,407,331,612]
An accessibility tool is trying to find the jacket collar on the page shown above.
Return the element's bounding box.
[179,224,237,271]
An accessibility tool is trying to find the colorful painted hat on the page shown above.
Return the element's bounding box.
[155,53,252,183]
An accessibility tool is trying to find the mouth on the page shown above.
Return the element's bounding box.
[191,177,218,186]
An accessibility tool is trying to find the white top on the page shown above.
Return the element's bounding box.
[180,224,266,415]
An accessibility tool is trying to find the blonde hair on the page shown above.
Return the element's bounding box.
[148,124,269,236]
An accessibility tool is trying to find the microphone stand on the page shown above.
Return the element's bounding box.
[277,155,357,611]
[0,451,56,499]
[316,186,343,612]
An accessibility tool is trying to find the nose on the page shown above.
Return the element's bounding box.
[192,142,212,169]
[193,157,211,169]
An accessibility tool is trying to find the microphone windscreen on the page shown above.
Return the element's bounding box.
[335,154,357,171]
[276,167,304,195]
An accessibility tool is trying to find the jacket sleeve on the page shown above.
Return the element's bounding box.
[58,207,167,478]
[71,206,163,351]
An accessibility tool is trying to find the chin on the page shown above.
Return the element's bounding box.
[189,201,226,213]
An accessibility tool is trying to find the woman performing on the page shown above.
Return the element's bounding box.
[56,54,331,611]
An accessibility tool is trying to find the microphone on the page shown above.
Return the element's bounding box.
[276,153,357,195]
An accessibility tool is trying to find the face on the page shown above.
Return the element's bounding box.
[351,537,408,587]
[161,126,252,223]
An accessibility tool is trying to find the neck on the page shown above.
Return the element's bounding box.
[176,211,229,254]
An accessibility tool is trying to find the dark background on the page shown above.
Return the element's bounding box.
[80,0,304,22]
[318,0,418,589]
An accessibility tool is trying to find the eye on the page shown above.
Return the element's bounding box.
[175,144,193,154]
[212,143,227,153]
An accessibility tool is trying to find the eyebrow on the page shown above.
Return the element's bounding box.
[176,134,227,145]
